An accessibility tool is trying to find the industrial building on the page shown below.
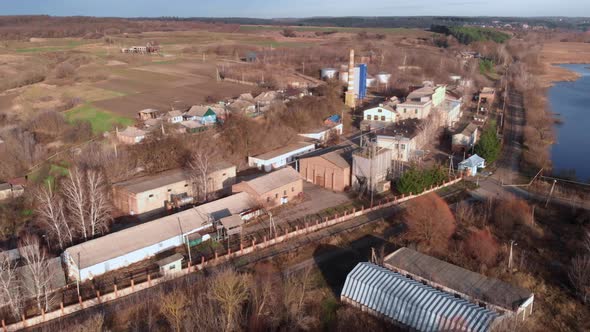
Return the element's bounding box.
[352,146,392,193]
[384,248,534,319]
[232,167,303,208]
[299,148,351,192]
[63,192,255,281]
[298,123,343,143]
[341,262,500,332]
[375,119,421,162]
[248,142,316,172]
[112,164,237,216]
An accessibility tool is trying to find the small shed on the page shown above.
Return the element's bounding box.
[220,215,244,237]
[157,253,184,276]
[458,154,486,176]
[246,52,258,63]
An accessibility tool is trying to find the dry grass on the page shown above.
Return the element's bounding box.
[539,42,590,86]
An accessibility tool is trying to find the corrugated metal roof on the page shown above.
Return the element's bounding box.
[341,262,498,332]
[384,248,533,312]
[64,192,254,269]
[459,154,485,168]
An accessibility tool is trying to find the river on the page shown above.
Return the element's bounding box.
[549,64,590,181]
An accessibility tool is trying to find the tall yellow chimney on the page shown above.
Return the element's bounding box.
[345,49,356,108]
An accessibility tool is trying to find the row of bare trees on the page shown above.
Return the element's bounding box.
[0,235,58,320]
[569,232,590,304]
[35,166,112,250]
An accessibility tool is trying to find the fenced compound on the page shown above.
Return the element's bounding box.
[3,177,462,331]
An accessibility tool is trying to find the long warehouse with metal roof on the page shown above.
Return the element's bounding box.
[341,262,500,332]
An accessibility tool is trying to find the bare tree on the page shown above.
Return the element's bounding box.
[19,235,56,312]
[62,167,88,240]
[86,169,111,238]
[0,252,23,320]
[283,266,316,330]
[569,255,590,304]
[209,268,251,332]
[62,166,112,241]
[34,185,72,249]
[160,287,188,332]
[188,138,216,202]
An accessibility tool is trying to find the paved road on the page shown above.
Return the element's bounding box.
[493,90,525,185]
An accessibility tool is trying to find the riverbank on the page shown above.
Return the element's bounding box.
[540,42,590,87]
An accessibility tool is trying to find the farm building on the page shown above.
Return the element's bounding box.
[232,167,303,208]
[299,149,351,192]
[0,182,23,201]
[112,164,236,216]
[459,154,486,176]
[116,126,146,145]
[63,192,255,281]
[341,262,500,332]
[248,142,316,172]
[138,108,160,121]
[452,123,479,152]
[384,248,534,319]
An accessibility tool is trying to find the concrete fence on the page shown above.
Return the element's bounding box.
[4,177,462,331]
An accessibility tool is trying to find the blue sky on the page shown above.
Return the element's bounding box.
[0,0,588,18]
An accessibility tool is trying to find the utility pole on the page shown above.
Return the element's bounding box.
[545,179,557,207]
[508,240,517,271]
[77,252,81,296]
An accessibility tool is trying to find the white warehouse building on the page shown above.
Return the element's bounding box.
[63,192,255,281]
[248,142,315,172]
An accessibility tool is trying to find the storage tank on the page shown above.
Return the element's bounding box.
[366,76,376,87]
[321,68,338,80]
[376,72,391,84]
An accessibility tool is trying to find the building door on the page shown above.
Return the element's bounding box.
[315,176,325,187]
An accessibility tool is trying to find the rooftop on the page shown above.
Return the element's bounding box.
[187,105,216,117]
[139,108,159,114]
[240,167,301,195]
[113,169,189,194]
[460,154,486,168]
[458,123,479,136]
[118,126,146,138]
[0,183,10,191]
[384,247,533,311]
[168,110,183,117]
[64,192,254,269]
[253,142,315,161]
[156,253,184,267]
[375,119,422,139]
[342,262,498,332]
[302,149,350,169]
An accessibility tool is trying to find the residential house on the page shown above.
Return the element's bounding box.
[299,148,351,192]
[117,126,146,145]
[479,87,496,105]
[254,91,279,106]
[232,167,303,208]
[384,247,534,319]
[63,192,254,281]
[248,142,316,172]
[440,91,463,128]
[138,109,160,121]
[397,84,447,120]
[452,123,479,152]
[375,119,421,162]
[184,106,218,125]
[112,163,236,216]
[180,120,204,133]
[363,102,398,123]
[458,154,486,176]
[166,110,183,124]
[246,52,258,63]
[352,147,392,193]
[341,262,500,332]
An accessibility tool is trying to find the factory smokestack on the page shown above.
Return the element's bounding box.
[345,49,356,108]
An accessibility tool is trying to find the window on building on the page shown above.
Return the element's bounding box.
[275,193,279,199]
[415,109,418,114]
[403,108,407,113]
[267,197,270,203]
[378,109,382,113]
[366,115,371,120]
[222,173,226,176]
[149,194,154,198]
[167,189,172,192]
[283,190,287,195]
[401,144,406,150]
[184,184,189,187]
[291,187,295,192]
[379,116,384,121]
[395,144,399,149]
[169,265,175,270]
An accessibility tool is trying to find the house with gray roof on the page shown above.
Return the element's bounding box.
[232,167,303,208]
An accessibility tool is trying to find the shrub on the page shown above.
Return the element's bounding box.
[403,193,456,253]
[465,227,499,267]
[396,165,447,195]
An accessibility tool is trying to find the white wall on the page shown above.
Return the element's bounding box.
[363,107,396,122]
[248,144,315,171]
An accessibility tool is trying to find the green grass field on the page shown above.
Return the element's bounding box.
[66,103,133,134]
